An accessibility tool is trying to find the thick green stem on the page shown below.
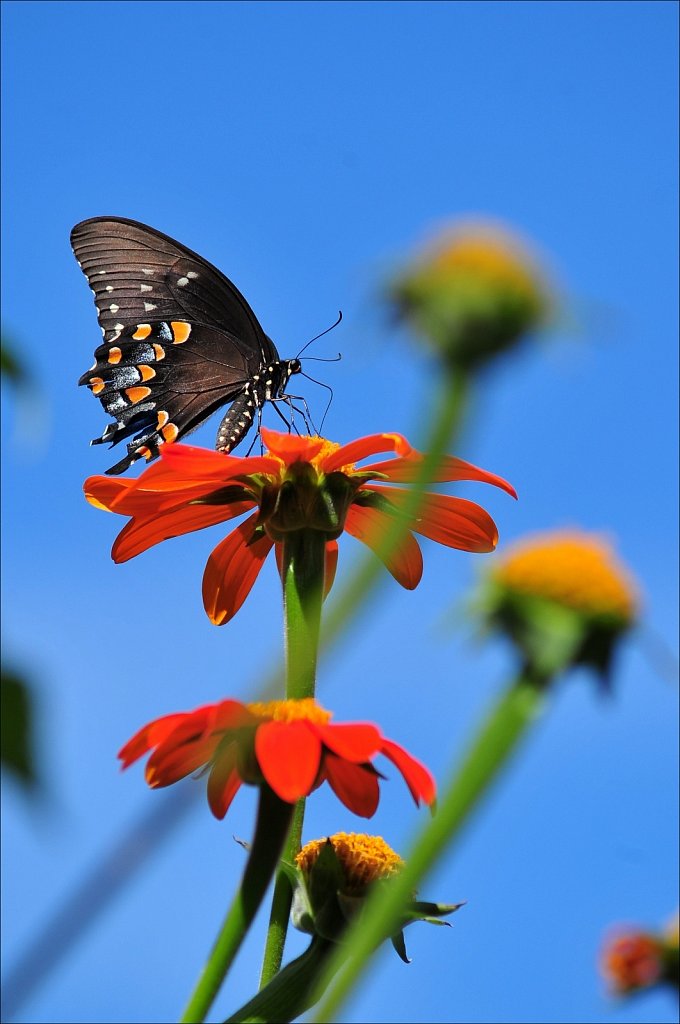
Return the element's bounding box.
[258,530,327,988]
[180,787,294,1024]
[313,675,547,1022]
[226,936,335,1023]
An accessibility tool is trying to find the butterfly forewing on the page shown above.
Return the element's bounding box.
[72,217,296,474]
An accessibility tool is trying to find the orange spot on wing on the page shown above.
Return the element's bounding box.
[138,364,156,381]
[156,410,169,429]
[161,423,179,443]
[171,321,192,344]
[137,446,153,461]
[90,377,105,394]
[125,386,152,404]
[153,344,166,360]
[133,324,152,340]
[108,347,122,364]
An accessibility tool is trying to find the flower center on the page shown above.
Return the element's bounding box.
[493,530,638,622]
[246,698,332,726]
[296,833,404,893]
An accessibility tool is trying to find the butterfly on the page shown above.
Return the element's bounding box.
[72,216,305,475]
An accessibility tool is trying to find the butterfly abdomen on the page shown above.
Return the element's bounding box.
[215,358,302,453]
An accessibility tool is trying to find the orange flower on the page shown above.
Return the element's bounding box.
[86,428,516,624]
[601,930,664,993]
[119,697,436,820]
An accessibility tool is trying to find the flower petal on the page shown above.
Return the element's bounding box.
[159,442,280,481]
[344,505,423,589]
[316,722,383,762]
[207,742,242,819]
[202,514,274,625]
[322,433,412,473]
[359,454,517,497]
[322,753,380,818]
[85,476,137,512]
[255,720,322,802]
[370,487,499,553]
[324,541,338,598]
[260,428,327,464]
[380,738,437,807]
[112,500,255,562]
[118,712,190,769]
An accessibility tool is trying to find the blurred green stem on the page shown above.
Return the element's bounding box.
[313,674,547,1022]
[259,531,326,989]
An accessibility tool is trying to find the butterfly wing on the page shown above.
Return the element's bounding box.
[72,217,280,472]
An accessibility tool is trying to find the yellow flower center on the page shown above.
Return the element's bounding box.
[296,833,404,893]
[246,698,332,726]
[493,530,639,622]
[426,227,545,302]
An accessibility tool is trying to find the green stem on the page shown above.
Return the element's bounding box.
[313,674,547,1022]
[321,366,470,650]
[225,936,335,1023]
[180,787,294,1024]
[258,530,327,988]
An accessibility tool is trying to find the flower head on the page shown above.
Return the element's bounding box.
[290,832,462,958]
[86,428,515,625]
[473,529,639,683]
[389,221,551,369]
[601,931,665,993]
[119,697,436,820]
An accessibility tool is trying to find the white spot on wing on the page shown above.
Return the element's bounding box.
[106,285,114,292]
[114,323,125,331]
[187,271,198,279]
[144,302,157,312]
[177,277,189,287]
[109,303,120,313]
[141,268,153,276]
[140,284,153,293]
[98,270,106,275]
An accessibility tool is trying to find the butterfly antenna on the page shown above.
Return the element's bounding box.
[300,372,334,434]
[296,311,343,359]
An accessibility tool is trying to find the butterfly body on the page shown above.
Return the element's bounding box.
[72,217,302,474]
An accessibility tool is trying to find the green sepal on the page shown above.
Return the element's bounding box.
[391,930,411,963]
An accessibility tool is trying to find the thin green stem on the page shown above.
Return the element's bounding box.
[313,674,548,1022]
[179,787,294,1024]
[258,530,327,988]
[321,366,470,650]
[226,936,335,1023]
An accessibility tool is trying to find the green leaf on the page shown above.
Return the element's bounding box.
[1,668,36,785]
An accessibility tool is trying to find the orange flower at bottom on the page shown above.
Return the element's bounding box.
[601,930,664,993]
[86,428,516,625]
[119,698,436,820]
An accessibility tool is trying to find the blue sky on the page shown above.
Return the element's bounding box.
[1,2,678,1023]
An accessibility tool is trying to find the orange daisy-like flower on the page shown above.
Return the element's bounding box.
[119,697,436,820]
[86,428,516,624]
[601,930,665,994]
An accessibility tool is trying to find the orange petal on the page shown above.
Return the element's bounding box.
[324,541,338,598]
[146,734,219,788]
[316,722,383,762]
[322,753,380,818]
[360,454,517,498]
[112,501,254,562]
[370,487,499,552]
[202,514,274,625]
[85,475,137,512]
[255,720,322,802]
[380,738,436,807]
[260,428,326,464]
[159,442,280,480]
[118,712,190,768]
[207,743,242,819]
[322,433,412,472]
[344,505,423,589]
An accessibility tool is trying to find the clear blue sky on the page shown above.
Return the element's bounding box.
[2,2,678,1023]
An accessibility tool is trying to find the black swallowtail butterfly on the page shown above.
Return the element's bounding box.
[72,216,304,475]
